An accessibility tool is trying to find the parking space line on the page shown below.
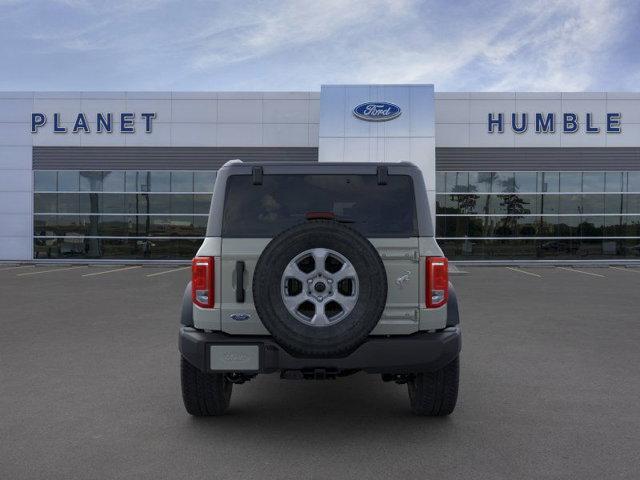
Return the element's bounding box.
[17,266,86,276]
[146,266,190,277]
[82,265,142,277]
[506,267,542,278]
[0,265,34,272]
[609,266,640,274]
[556,266,605,278]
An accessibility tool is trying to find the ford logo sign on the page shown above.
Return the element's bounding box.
[353,102,401,122]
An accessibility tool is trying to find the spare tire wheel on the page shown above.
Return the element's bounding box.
[252,220,387,357]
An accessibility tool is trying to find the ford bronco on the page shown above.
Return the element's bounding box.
[179,160,461,416]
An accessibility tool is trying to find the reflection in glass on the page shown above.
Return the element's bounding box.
[79,172,103,192]
[171,172,194,192]
[148,171,170,192]
[445,172,469,193]
[538,172,559,192]
[57,171,79,192]
[581,194,604,214]
[582,172,604,192]
[628,172,640,192]
[493,172,516,192]
[103,171,126,192]
[605,172,623,192]
[194,172,217,192]
[560,172,582,192]
[514,172,537,192]
[34,171,57,191]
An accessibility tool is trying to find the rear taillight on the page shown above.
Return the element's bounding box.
[192,256,214,308]
[426,256,448,308]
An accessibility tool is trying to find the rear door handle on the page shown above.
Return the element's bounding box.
[235,261,245,303]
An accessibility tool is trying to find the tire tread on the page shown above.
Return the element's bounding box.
[408,357,459,416]
[181,357,232,416]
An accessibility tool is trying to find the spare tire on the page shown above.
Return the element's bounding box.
[253,220,387,357]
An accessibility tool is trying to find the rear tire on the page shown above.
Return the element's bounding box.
[181,357,232,416]
[407,357,459,416]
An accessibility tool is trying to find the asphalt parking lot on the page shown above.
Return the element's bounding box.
[1,264,639,479]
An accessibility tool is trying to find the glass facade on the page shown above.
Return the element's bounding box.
[33,168,640,261]
[33,170,216,259]
[436,171,640,260]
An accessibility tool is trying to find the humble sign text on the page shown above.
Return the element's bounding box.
[488,112,621,134]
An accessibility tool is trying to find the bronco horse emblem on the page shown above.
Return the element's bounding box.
[395,270,412,288]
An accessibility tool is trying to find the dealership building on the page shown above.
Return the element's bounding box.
[0,84,639,262]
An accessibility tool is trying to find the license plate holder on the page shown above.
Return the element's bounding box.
[209,345,260,372]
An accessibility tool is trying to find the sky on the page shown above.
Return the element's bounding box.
[0,0,638,92]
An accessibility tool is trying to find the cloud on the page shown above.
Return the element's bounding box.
[0,0,637,91]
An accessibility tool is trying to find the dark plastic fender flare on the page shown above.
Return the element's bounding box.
[446,281,460,327]
[181,281,193,327]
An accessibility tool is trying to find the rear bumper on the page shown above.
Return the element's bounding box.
[179,326,461,375]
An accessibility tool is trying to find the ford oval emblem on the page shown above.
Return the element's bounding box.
[353,102,402,122]
[230,313,251,321]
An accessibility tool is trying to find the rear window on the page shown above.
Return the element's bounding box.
[222,174,418,237]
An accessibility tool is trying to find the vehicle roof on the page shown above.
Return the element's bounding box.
[221,160,418,169]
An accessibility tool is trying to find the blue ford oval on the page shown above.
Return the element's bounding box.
[353,102,402,122]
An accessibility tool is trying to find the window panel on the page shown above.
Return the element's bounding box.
[436,216,446,237]
[102,171,126,192]
[170,194,194,214]
[194,171,217,192]
[627,172,640,192]
[540,194,559,214]
[538,172,559,192]
[605,194,624,214]
[514,172,537,192]
[436,194,448,214]
[515,216,539,237]
[574,240,604,258]
[605,172,623,192]
[493,172,516,192]
[79,172,103,192]
[559,194,581,214]
[57,171,79,192]
[539,216,558,237]
[467,217,484,237]
[582,172,604,192]
[560,172,582,192]
[194,194,212,214]
[148,171,170,192]
[58,193,80,213]
[617,239,640,257]
[445,172,468,193]
[435,171,445,193]
[491,217,517,237]
[146,194,171,214]
[101,194,125,214]
[623,194,640,214]
[171,172,194,192]
[126,171,147,192]
[34,171,57,191]
[469,172,493,193]
[626,216,640,237]
[558,217,581,237]
[604,216,624,236]
[579,216,604,236]
[581,194,604,214]
[34,193,57,213]
[445,216,468,237]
